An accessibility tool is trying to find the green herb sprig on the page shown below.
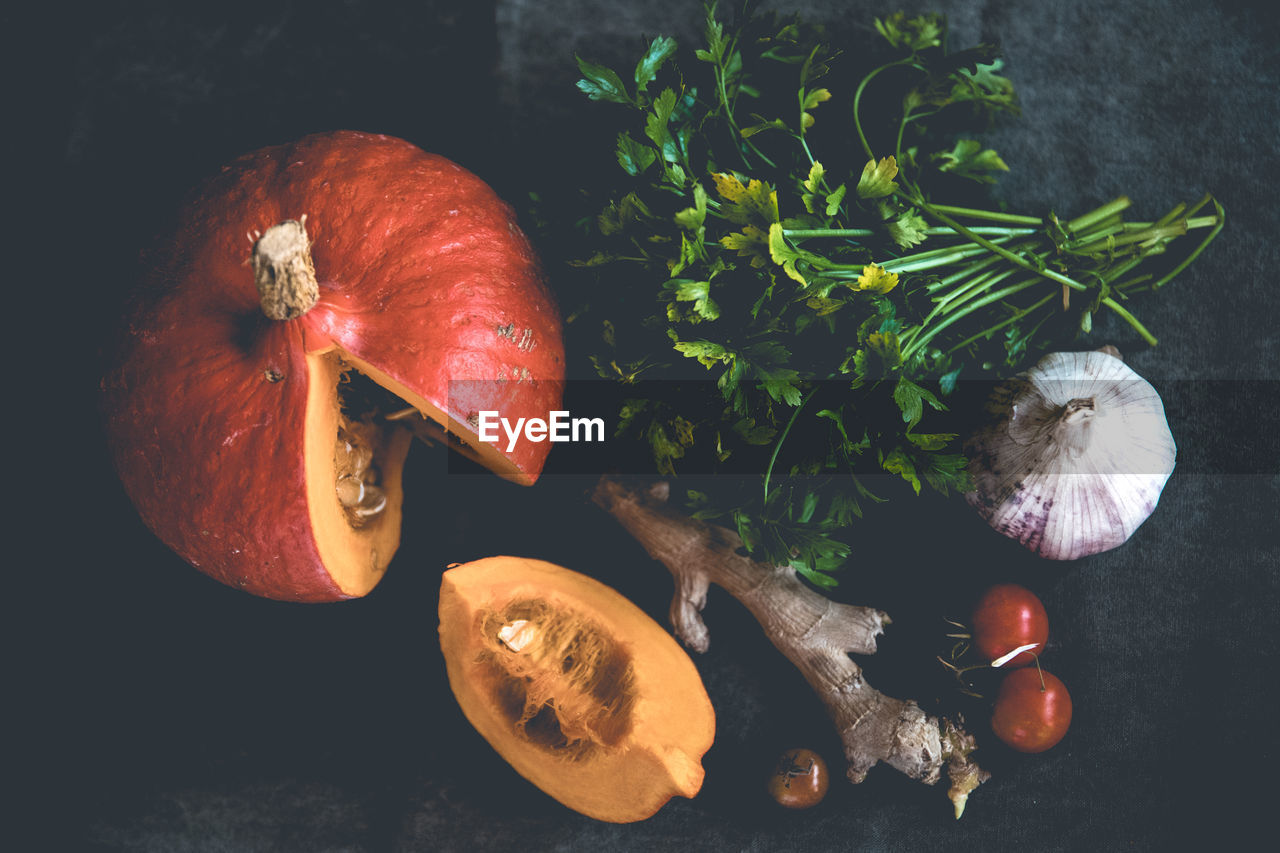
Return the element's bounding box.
[554,2,1222,587]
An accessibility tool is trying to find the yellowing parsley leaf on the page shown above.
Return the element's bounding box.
[712,171,748,202]
[874,12,942,52]
[803,88,832,110]
[856,156,899,199]
[802,161,826,213]
[849,331,903,383]
[805,294,844,315]
[672,338,732,367]
[597,191,652,235]
[804,161,825,193]
[853,263,899,294]
[720,224,771,267]
[881,447,922,494]
[824,184,847,216]
[906,432,956,451]
[801,87,832,129]
[739,117,788,138]
[768,222,808,284]
[712,172,779,224]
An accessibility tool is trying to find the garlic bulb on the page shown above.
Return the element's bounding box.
[964,348,1176,560]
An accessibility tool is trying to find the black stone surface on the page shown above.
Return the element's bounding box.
[16,0,1279,850]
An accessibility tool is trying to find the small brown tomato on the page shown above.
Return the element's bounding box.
[767,748,829,809]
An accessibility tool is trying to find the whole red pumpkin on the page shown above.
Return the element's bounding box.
[102,131,564,602]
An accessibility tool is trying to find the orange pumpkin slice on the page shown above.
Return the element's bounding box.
[438,556,716,822]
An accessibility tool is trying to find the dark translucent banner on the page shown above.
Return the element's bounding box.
[439,379,1279,479]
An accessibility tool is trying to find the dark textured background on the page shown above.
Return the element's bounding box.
[16,0,1279,850]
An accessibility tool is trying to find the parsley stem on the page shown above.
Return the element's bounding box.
[1065,196,1132,233]
[947,292,1057,353]
[928,250,1017,290]
[1067,222,1189,255]
[932,266,1020,317]
[901,277,1042,361]
[900,265,1019,351]
[763,386,817,505]
[924,227,1037,237]
[908,198,1163,342]
[1100,255,1146,286]
[904,191,1089,291]
[883,244,995,273]
[895,108,940,161]
[1151,196,1224,290]
[1182,192,1216,220]
[783,228,875,240]
[782,226,1035,240]
[1100,297,1157,345]
[1061,220,1126,248]
[925,204,1043,226]
[852,56,918,159]
[815,235,1028,276]
[1154,202,1187,229]
[800,136,818,167]
[713,31,775,170]
[879,237,1023,274]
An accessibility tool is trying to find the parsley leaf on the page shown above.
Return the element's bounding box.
[893,377,946,430]
[933,139,1010,183]
[635,36,678,95]
[576,56,631,104]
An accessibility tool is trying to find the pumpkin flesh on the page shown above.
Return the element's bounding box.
[304,351,412,596]
[438,557,715,823]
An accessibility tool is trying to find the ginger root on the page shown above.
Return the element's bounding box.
[591,476,988,818]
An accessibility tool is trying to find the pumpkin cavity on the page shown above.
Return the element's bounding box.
[333,366,410,529]
[478,598,637,760]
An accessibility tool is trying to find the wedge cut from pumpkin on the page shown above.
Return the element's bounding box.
[438,557,716,823]
[101,132,564,602]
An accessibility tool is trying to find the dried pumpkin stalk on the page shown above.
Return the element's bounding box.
[591,476,987,818]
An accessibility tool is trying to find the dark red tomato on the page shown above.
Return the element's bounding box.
[971,583,1049,668]
[991,667,1073,753]
[767,748,830,809]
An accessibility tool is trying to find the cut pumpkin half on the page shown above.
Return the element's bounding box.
[438,556,716,823]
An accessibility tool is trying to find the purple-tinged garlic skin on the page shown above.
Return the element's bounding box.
[964,349,1176,560]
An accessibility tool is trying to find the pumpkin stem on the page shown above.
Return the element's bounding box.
[252,218,319,320]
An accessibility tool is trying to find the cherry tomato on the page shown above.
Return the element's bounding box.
[971,583,1049,668]
[767,748,830,809]
[991,667,1073,753]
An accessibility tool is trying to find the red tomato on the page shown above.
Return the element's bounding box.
[991,667,1073,753]
[971,584,1049,668]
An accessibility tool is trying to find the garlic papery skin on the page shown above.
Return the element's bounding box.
[964,349,1177,560]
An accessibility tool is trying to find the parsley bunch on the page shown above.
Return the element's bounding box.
[554,3,1221,588]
